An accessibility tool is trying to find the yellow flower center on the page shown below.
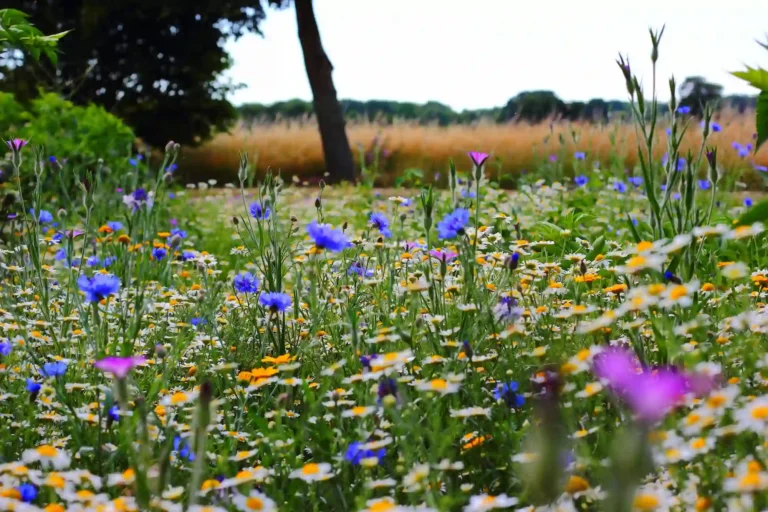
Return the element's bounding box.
[369,501,395,512]
[430,379,447,390]
[37,445,58,457]
[170,392,188,404]
[707,395,726,408]
[690,438,706,449]
[636,241,653,252]
[751,405,768,420]
[565,475,590,493]
[669,285,688,300]
[739,473,761,489]
[302,463,320,475]
[245,497,264,510]
[633,494,660,510]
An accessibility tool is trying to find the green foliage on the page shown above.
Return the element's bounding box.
[0,8,67,64]
[758,91,768,153]
[0,91,134,164]
[736,195,768,226]
[731,37,768,151]
[731,67,768,90]
[239,93,756,126]
[499,91,567,123]
[0,91,25,133]
[1,0,285,147]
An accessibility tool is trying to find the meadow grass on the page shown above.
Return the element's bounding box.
[180,111,768,187]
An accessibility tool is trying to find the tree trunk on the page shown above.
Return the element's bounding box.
[295,0,356,183]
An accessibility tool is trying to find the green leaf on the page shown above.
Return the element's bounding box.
[757,91,768,152]
[736,197,768,226]
[730,67,768,91]
[43,47,57,65]
[586,236,605,261]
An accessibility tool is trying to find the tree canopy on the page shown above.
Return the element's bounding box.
[0,0,285,147]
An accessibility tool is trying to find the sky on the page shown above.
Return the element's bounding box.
[225,0,768,111]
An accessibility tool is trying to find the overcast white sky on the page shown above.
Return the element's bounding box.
[225,0,768,110]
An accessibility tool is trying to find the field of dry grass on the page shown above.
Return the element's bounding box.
[179,111,768,186]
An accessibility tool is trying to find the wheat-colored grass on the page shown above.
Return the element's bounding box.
[180,112,768,185]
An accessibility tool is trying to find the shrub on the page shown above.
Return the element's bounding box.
[1,91,135,165]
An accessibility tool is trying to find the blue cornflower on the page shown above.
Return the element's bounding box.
[574,151,586,160]
[677,106,691,115]
[738,147,750,159]
[436,208,470,240]
[345,441,386,466]
[711,122,722,132]
[29,209,53,223]
[698,180,711,190]
[26,379,41,394]
[574,175,588,187]
[259,292,292,312]
[182,250,197,261]
[233,272,259,293]
[369,212,392,238]
[0,340,11,356]
[108,405,120,422]
[152,247,167,260]
[86,256,101,267]
[662,153,686,171]
[613,181,627,193]
[672,192,681,200]
[377,378,398,401]
[132,188,148,202]
[627,176,642,187]
[17,483,37,503]
[171,228,187,239]
[107,221,123,231]
[249,202,271,220]
[307,221,350,251]
[173,436,195,461]
[77,274,120,302]
[745,197,754,207]
[40,361,68,378]
[190,317,207,326]
[128,158,139,167]
[755,165,768,172]
[460,189,477,199]
[665,128,671,136]
[493,381,525,408]
[102,256,116,267]
[166,163,178,172]
[51,232,64,244]
[350,262,374,278]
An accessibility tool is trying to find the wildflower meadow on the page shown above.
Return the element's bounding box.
[5,27,768,512]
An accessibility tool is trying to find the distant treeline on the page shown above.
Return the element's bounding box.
[238,90,758,125]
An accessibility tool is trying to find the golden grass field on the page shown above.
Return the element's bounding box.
[179,111,768,186]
